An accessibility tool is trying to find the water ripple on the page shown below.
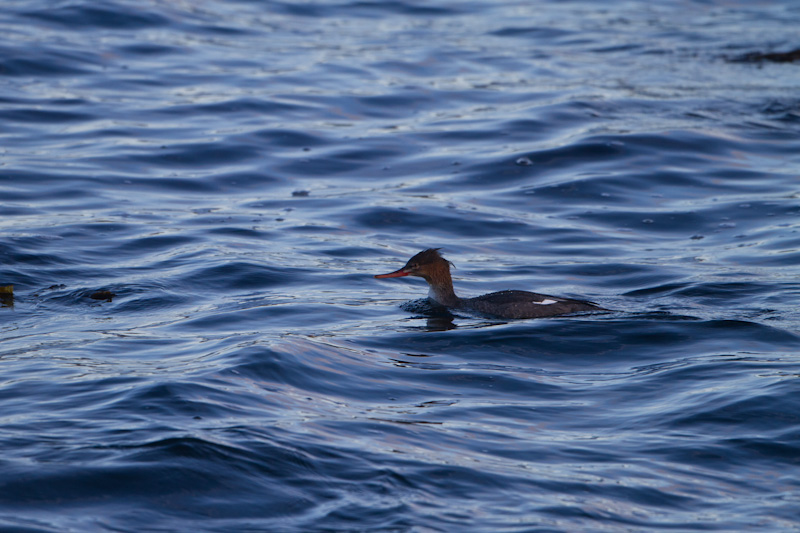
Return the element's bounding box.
[1,0,800,530]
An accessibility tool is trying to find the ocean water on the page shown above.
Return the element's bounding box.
[2,0,800,531]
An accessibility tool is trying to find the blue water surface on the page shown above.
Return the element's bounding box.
[2,0,800,531]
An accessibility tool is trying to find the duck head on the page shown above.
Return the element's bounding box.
[374,248,453,281]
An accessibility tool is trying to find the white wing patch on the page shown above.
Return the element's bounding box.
[532,299,559,305]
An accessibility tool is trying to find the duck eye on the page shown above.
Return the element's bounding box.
[409,263,418,269]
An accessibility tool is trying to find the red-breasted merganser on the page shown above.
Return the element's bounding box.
[374,248,606,319]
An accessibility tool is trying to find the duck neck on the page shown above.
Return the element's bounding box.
[425,267,460,307]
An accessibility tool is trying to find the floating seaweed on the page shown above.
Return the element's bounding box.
[729,48,800,63]
[89,290,115,302]
[0,285,13,308]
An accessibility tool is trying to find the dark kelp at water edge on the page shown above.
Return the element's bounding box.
[727,47,800,63]
[0,285,117,308]
[0,285,12,308]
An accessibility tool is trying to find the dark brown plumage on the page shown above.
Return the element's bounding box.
[375,249,606,319]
